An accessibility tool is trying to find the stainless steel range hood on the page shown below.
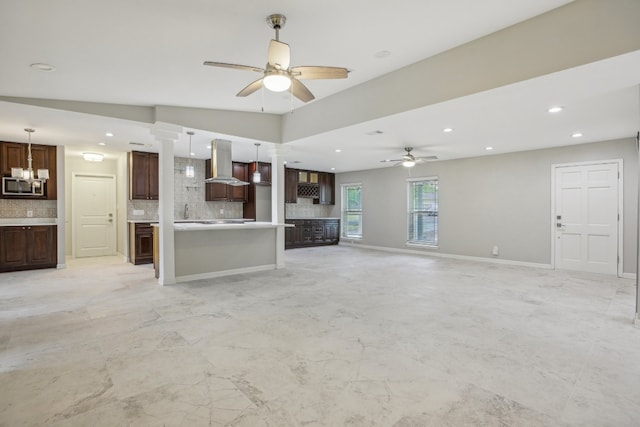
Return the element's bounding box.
[204,139,248,186]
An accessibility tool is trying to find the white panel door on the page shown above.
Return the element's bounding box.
[73,174,116,257]
[554,163,619,274]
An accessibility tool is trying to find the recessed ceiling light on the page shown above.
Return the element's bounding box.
[206,145,211,149]
[443,127,453,133]
[374,50,391,59]
[335,149,342,153]
[283,160,288,165]
[105,132,114,137]
[547,106,564,113]
[190,152,195,156]
[330,167,336,171]
[30,63,56,72]
[571,132,583,138]
[485,146,494,151]
[98,142,106,146]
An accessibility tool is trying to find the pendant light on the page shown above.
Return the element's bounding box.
[13,128,49,185]
[185,131,195,178]
[252,143,261,183]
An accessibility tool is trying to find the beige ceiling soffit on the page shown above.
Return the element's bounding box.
[0,96,154,124]
[281,0,640,142]
[154,105,282,144]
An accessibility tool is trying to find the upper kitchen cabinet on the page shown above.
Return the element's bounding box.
[129,151,159,200]
[249,162,271,185]
[0,142,57,200]
[285,167,298,203]
[298,170,318,184]
[316,172,335,205]
[205,160,249,202]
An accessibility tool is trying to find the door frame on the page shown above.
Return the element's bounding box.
[550,159,623,277]
[71,172,117,258]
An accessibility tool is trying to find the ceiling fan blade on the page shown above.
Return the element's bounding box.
[291,79,315,103]
[203,61,264,74]
[380,159,404,163]
[416,156,439,161]
[236,78,264,97]
[291,66,348,80]
[268,40,290,69]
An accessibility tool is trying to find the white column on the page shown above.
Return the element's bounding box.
[270,145,288,269]
[151,123,182,285]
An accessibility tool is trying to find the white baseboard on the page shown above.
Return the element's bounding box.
[339,241,553,270]
[621,272,637,280]
[56,263,66,269]
[175,264,277,283]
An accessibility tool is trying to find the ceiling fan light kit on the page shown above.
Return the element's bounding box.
[203,13,348,103]
[381,147,438,167]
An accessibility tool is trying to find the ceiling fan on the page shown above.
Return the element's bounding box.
[380,147,438,168]
[203,14,349,103]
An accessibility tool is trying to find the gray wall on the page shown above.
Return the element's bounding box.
[331,138,637,274]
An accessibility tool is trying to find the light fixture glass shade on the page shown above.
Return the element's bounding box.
[185,165,195,178]
[263,74,291,92]
[22,169,33,180]
[37,169,49,180]
[402,160,416,168]
[252,171,261,183]
[11,167,24,178]
[83,152,104,162]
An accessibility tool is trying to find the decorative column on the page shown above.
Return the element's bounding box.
[151,123,182,285]
[270,145,289,269]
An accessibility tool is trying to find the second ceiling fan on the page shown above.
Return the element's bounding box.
[204,14,349,103]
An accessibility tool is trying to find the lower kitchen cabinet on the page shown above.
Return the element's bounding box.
[129,222,154,265]
[285,219,340,249]
[0,225,57,272]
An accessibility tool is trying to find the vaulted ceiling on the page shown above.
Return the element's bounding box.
[0,0,638,172]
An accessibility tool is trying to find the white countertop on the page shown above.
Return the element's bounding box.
[0,218,58,226]
[169,221,292,231]
[285,217,340,220]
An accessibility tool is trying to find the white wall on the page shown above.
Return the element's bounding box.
[332,138,638,273]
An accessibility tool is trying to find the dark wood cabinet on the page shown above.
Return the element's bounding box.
[285,168,298,203]
[0,225,57,272]
[129,222,154,265]
[249,161,271,185]
[316,172,335,205]
[284,219,340,249]
[129,151,159,200]
[0,142,57,200]
[205,160,248,202]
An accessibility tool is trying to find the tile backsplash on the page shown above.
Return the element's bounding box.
[0,199,57,218]
[126,157,243,221]
[286,197,332,218]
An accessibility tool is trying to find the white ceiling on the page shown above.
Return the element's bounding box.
[0,0,638,172]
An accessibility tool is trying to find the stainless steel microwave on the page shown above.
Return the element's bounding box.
[2,177,45,196]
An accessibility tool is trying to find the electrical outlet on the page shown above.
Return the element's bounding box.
[26,210,33,218]
[133,209,144,216]
[219,209,224,214]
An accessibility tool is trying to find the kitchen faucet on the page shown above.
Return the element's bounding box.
[184,203,189,219]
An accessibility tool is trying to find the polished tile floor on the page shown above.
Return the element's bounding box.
[1,246,639,426]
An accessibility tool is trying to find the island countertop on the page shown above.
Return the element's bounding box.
[151,221,292,231]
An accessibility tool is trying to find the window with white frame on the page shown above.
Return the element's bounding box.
[342,184,362,238]
[407,177,438,246]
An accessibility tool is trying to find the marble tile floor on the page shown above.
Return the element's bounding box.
[0,246,639,426]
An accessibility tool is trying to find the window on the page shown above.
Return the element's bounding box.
[407,177,438,246]
[342,184,362,238]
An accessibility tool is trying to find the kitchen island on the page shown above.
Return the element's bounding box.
[153,221,289,283]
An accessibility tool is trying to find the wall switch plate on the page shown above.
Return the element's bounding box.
[219,209,224,214]
[26,210,33,218]
[492,245,499,256]
[133,209,144,216]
